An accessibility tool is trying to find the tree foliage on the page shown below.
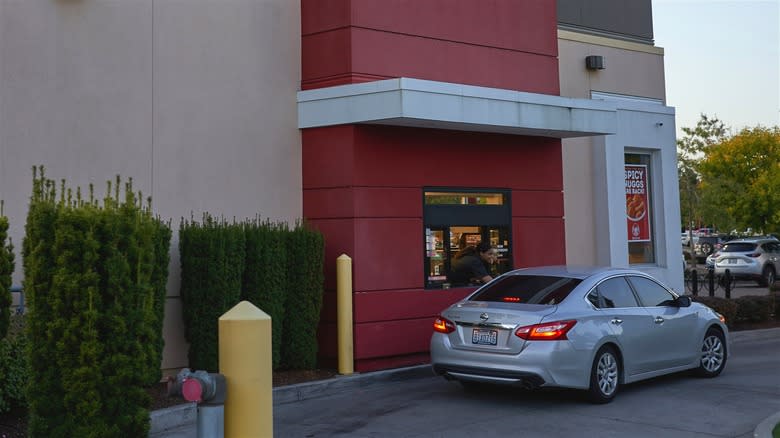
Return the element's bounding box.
[0,201,14,339]
[677,114,729,229]
[23,167,171,437]
[698,126,780,233]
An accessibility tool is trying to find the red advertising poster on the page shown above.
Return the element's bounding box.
[625,164,651,242]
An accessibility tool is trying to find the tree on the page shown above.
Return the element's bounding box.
[698,126,780,233]
[677,114,729,232]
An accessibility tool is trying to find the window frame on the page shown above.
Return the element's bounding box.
[422,187,513,290]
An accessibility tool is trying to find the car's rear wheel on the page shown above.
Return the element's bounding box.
[758,265,775,287]
[588,345,620,404]
[696,328,726,377]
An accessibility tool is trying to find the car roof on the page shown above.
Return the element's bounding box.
[725,237,777,244]
[502,265,641,280]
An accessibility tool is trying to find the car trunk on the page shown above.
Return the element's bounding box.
[443,301,557,354]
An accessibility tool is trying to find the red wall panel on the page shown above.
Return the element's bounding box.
[302,126,356,189]
[349,28,559,93]
[301,0,559,93]
[512,190,565,218]
[307,218,356,291]
[353,218,423,291]
[303,0,557,55]
[512,218,566,267]
[354,318,433,359]
[301,0,351,34]
[304,124,567,370]
[355,354,430,373]
[353,288,472,324]
[354,187,421,218]
[301,29,353,85]
[349,0,556,54]
[353,126,563,190]
[304,188,355,219]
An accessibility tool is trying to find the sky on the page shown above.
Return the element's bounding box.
[651,0,780,137]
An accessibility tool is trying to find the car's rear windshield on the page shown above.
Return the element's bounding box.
[469,275,582,305]
[722,243,758,252]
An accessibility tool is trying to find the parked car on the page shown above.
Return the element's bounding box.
[430,266,729,403]
[710,237,780,286]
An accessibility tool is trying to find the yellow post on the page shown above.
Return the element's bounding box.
[219,301,272,438]
[337,254,354,375]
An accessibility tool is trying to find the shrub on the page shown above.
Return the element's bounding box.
[179,214,245,372]
[733,295,774,323]
[0,315,27,414]
[0,202,14,339]
[22,168,170,437]
[692,296,738,326]
[281,222,325,370]
[242,219,288,370]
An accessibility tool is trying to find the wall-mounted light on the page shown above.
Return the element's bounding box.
[585,55,605,70]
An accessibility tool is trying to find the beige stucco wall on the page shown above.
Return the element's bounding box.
[0,0,302,374]
[557,30,668,266]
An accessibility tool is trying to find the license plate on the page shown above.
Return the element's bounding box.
[472,328,498,345]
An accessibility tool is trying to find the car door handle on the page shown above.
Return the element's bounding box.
[610,318,623,325]
[654,316,665,324]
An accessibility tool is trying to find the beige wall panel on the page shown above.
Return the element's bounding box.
[0,0,155,286]
[152,0,302,226]
[558,40,667,101]
[0,0,302,373]
[558,37,668,266]
[161,296,189,376]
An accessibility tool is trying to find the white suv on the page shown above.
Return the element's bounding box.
[711,237,780,286]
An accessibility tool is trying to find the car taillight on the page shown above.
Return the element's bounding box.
[747,252,761,258]
[433,316,456,334]
[514,320,577,341]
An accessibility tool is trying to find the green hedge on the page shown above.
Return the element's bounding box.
[179,214,245,372]
[733,295,774,323]
[242,219,287,370]
[281,223,325,370]
[22,168,171,437]
[0,201,14,339]
[0,315,26,414]
[179,217,324,372]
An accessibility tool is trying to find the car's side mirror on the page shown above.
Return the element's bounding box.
[676,295,692,307]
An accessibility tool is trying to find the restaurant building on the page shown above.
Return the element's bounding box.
[0,0,680,373]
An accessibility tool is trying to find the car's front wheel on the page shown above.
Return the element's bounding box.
[588,345,620,404]
[696,327,727,378]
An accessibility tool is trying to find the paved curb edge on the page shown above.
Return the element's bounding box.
[754,411,780,438]
[149,402,197,435]
[148,364,434,433]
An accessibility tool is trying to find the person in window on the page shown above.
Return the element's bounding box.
[447,242,498,286]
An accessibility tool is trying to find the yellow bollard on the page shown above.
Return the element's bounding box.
[337,254,354,375]
[219,301,272,438]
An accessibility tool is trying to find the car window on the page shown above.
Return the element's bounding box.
[469,275,582,304]
[593,277,638,308]
[627,275,676,307]
[722,243,757,252]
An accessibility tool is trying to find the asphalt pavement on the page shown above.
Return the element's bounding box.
[149,283,779,438]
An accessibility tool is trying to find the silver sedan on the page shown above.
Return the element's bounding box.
[430,266,729,403]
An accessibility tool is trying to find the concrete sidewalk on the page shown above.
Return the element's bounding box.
[148,364,433,437]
